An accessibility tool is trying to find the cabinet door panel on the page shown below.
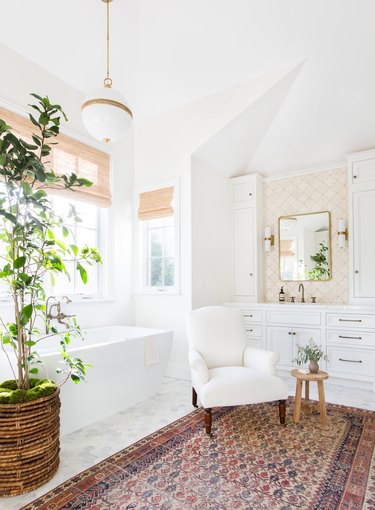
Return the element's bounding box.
[292,328,322,361]
[244,325,263,338]
[234,208,254,296]
[352,159,375,184]
[353,189,375,298]
[242,310,262,322]
[327,330,375,348]
[233,182,254,203]
[266,311,321,326]
[327,346,375,377]
[267,326,292,369]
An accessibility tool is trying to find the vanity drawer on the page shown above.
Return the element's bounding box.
[326,314,375,329]
[244,325,263,338]
[247,339,263,350]
[327,346,375,377]
[242,310,262,323]
[233,181,254,203]
[266,310,321,326]
[327,330,375,348]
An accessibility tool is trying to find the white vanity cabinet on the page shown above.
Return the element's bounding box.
[241,309,263,349]
[231,174,263,302]
[225,303,375,390]
[347,150,375,303]
[326,311,375,385]
[266,326,322,370]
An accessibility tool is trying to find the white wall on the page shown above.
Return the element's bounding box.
[133,64,298,378]
[0,43,134,335]
[191,157,232,309]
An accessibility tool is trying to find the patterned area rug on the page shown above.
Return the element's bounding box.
[22,400,375,510]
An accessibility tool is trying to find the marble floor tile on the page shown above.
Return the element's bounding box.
[1,376,375,510]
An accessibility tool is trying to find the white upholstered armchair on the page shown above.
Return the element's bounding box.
[186,306,289,434]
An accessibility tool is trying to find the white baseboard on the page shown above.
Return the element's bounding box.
[166,362,191,381]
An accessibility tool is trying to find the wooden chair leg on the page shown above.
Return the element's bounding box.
[278,400,286,425]
[293,379,303,423]
[204,408,212,434]
[192,387,198,408]
[317,380,328,426]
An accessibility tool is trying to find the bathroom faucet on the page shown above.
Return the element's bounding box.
[298,283,305,303]
[46,296,74,333]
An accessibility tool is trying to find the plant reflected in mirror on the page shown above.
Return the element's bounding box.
[279,211,331,282]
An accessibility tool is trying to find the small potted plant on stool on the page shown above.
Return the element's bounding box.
[294,339,327,373]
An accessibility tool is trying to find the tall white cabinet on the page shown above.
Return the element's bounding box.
[347,149,375,303]
[231,174,263,302]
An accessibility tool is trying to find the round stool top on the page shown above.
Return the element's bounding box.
[291,369,329,381]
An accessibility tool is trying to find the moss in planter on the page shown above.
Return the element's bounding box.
[0,380,18,391]
[0,379,57,404]
[0,392,11,403]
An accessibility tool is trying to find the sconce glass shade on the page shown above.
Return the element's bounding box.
[264,226,272,253]
[338,219,347,249]
[81,86,133,143]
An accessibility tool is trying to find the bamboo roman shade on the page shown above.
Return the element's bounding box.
[280,240,295,257]
[0,106,111,208]
[138,186,174,221]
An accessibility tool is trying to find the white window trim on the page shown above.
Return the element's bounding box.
[0,99,115,304]
[0,193,112,305]
[134,177,180,295]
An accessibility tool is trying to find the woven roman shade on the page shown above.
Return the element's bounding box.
[0,106,111,208]
[280,239,295,257]
[138,186,174,221]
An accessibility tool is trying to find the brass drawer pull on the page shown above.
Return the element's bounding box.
[338,319,362,322]
[338,358,363,363]
[338,335,362,340]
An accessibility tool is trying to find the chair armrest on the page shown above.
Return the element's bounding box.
[188,349,209,385]
[243,346,280,376]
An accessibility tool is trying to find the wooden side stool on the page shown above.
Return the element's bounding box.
[291,369,329,426]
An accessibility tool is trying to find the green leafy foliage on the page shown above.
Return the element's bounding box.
[0,94,101,394]
[293,338,327,366]
[307,242,330,281]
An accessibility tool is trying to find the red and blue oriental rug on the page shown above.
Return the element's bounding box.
[22,400,375,509]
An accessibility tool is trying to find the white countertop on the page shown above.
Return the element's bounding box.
[224,302,375,312]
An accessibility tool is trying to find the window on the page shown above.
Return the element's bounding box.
[136,181,179,293]
[0,104,111,301]
[46,195,103,298]
[0,181,104,301]
[145,216,175,288]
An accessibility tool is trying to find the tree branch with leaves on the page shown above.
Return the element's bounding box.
[0,94,102,397]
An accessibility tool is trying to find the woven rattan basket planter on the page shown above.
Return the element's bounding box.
[0,387,60,497]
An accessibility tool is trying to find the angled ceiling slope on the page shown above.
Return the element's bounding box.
[192,63,304,178]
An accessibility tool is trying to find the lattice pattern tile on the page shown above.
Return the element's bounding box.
[263,167,349,304]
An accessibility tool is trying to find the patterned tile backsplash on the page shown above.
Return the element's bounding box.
[263,167,348,304]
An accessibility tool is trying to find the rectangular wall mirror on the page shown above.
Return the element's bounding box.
[279,211,331,281]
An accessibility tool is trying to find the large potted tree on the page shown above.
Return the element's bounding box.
[0,94,102,497]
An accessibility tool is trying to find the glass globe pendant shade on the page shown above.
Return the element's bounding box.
[81,85,133,143]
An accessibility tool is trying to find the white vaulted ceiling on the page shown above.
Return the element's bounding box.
[1,0,374,176]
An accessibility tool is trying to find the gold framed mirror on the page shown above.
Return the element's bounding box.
[278,211,331,281]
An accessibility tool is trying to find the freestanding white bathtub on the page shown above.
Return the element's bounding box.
[0,325,173,436]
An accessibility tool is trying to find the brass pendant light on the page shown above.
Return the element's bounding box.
[81,0,133,143]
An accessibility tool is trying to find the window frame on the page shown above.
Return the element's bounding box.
[135,178,180,295]
[0,97,114,304]
[43,196,107,301]
[0,182,110,303]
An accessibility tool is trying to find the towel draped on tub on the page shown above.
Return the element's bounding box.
[144,336,159,367]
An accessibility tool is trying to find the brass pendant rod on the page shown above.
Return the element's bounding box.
[106,0,110,80]
[102,0,113,87]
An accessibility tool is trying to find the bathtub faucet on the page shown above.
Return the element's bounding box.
[46,296,75,333]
